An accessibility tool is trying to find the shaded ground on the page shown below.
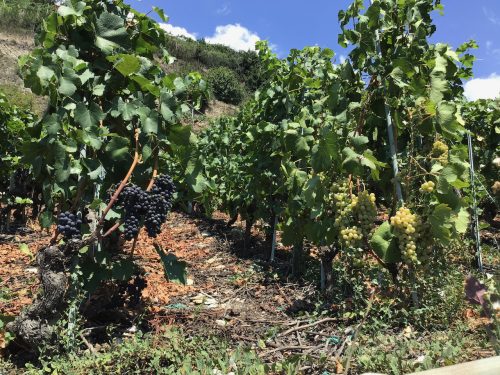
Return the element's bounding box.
[0,212,347,370]
[1,210,497,372]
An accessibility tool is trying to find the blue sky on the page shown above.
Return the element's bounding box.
[129,0,500,100]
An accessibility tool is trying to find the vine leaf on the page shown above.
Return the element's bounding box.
[370,222,400,264]
[453,207,470,234]
[154,244,187,285]
[436,101,465,140]
[95,12,129,54]
[429,204,453,245]
[74,102,105,129]
[107,54,141,77]
[58,1,85,17]
[105,136,130,161]
[153,6,169,22]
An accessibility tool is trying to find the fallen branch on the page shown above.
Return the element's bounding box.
[79,332,96,354]
[259,345,318,358]
[278,317,339,337]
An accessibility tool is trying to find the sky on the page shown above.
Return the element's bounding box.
[128,0,500,100]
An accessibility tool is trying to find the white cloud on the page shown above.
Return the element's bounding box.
[205,24,260,51]
[464,73,500,101]
[159,23,197,40]
[482,7,500,26]
[339,54,347,64]
[216,4,231,16]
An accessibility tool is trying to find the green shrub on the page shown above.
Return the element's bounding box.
[206,67,245,104]
[0,0,52,32]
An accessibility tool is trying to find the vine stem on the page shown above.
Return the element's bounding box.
[146,153,159,192]
[98,129,140,228]
[102,222,121,238]
[130,152,159,257]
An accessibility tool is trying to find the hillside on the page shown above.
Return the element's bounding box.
[0,1,263,117]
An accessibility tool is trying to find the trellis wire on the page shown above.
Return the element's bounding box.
[467,132,484,272]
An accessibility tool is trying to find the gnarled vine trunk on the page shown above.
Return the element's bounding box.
[7,245,68,350]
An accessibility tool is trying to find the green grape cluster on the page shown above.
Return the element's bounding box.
[340,226,363,248]
[431,140,448,165]
[419,180,435,193]
[331,183,352,228]
[352,190,377,235]
[390,207,420,265]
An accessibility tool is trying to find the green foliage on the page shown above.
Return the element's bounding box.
[187,0,476,304]
[165,35,265,93]
[0,0,53,32]
[21,329,299,374]
[352,323,488,374]
[0,90,35,196]
[0,84,46,115]
[206,67,245,104]
[18,0,206,227]
[461,98,500,215]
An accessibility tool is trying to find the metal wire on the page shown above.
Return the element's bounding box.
[467,133,484,272]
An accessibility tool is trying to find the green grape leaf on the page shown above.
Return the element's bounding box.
[153,6,169,22]
[74,102,105,129]
[107,54,141,76]
[453,207,470,234]
[436,101,465,140]
[429,204,453,245]
[58,1,85,17]
[370,222,400,264]
[59,77,77,96]
[95,12,129,54]
[154,244,187,285]
[105,136,130,161]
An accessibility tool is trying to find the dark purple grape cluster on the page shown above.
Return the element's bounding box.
[57,211,82,240]
[120,184,148,241]
[144,174,175,238]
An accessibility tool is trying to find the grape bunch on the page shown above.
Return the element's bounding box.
[120,184,148,241]
[331,183,353,228]
[144,174,175,238]
[352,190,377,235]
[419,181,435,193]
[431,140,448,165]
[340,226,363,248]
[390,207,419,264]
[57,211,82,240]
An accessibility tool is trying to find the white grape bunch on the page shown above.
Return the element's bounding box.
[340,226,363,248]
[352,190,377,236]
[390,207,420,265]
[431,140,448,165]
